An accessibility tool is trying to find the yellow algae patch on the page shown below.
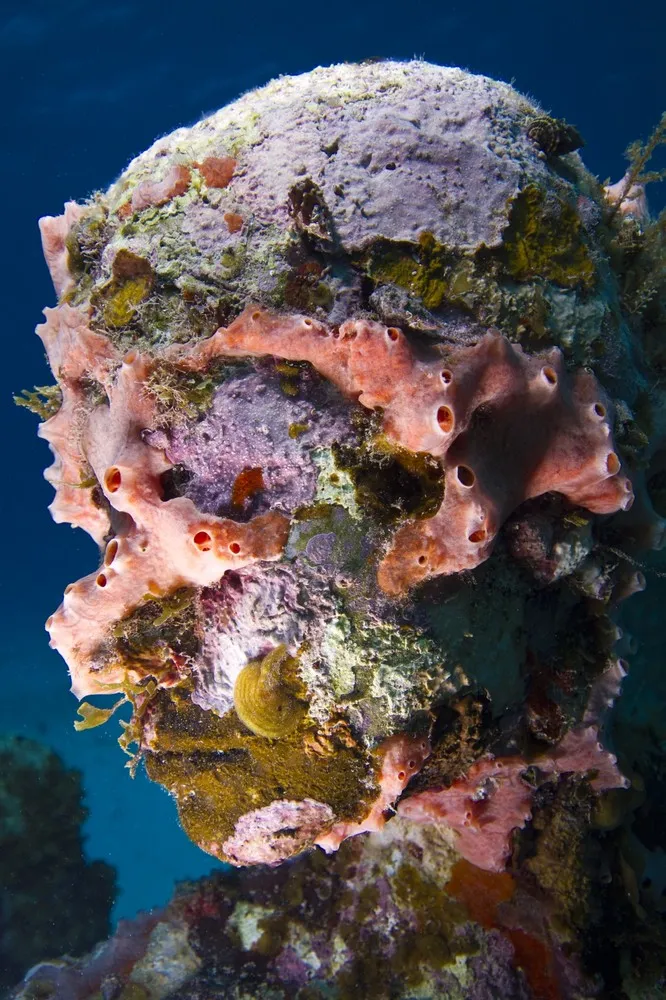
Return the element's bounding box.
[142,689,375,861]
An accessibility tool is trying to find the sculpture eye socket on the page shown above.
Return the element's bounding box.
[607,453,620,475]
[437,405,454,433]
[469,528,487,543]
[456,465,475,487]
[105,540,118,565]
[193,530,212,551]
[105,467,122,493]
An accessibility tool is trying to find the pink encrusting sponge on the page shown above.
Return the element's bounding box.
[24,60,661,875]
[205,307,633,594]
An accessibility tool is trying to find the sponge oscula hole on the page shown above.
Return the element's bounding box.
[593,402,607,419]
[229,541,241,555]
[105,467,122,493]
[104,539,119,566]
[607,452,621,475]
[541,366,558,386]
[193,530,212,551]
[437,405,454,433]
[387,327,400,342]
[417,554,427,566]
[441,369,452,384]
[456,465,475,487]
[96,573,107,588]
[468,528,487,543]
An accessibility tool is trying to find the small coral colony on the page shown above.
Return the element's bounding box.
[19,60,666,996]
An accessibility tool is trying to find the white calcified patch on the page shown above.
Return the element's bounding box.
[227,901,275,951]
[312,446,361,517]
[327,934,352,977]
[368,816,460,886]
[129,919,200,995]
[286,924,322,972]
[444,954,473,993]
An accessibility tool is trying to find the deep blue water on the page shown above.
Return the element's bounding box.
[1,0,664,923]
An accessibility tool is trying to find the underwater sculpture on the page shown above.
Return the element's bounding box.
[19,59,666,996]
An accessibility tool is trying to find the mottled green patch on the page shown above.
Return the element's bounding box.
[524,778,596,931]
[106,276,152,327]
[312,446,361,517]
[280,379,300,397]
[287,501,372,601]
[144,359,228,425]
[366,231,454,310]
[334,858,474,998]
[64,198,111,280]
[110,586,199,663]
[282,259,335,312]
[392,861,473,971]
[364,232,509,323]
[501,184,595,288]
[86,247,157,328]
[317,611,448,735]
[332,434,444,524]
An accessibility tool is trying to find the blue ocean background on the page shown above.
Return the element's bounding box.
[1,0,664,925]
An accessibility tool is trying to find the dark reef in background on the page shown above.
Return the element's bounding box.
[0,736,116,994]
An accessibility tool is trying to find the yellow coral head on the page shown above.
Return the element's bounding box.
[234,644,307,739]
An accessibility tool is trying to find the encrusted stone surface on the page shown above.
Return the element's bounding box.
[26,60,666,888]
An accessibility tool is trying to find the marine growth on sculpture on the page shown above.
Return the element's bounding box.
[23,62,665,931]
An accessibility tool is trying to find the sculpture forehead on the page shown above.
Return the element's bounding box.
[114,60,540,253]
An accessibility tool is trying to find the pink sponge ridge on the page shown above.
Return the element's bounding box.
[201,306,633,594]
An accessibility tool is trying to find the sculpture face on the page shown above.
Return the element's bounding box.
[31,61,651,867]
